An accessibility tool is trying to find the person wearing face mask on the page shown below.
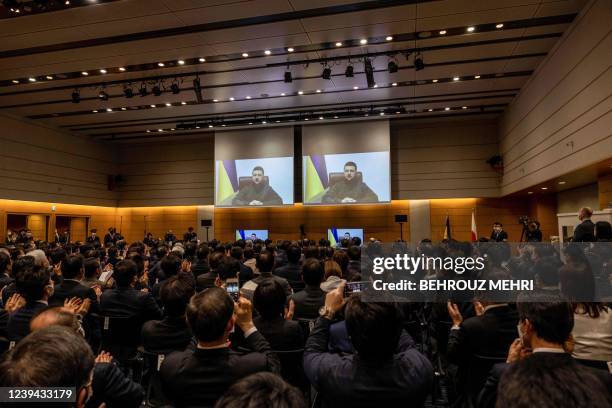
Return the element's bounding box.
[490,222,508,242]
[6,264,54,342]
[478,292,612,408]
[322,161,379,204]
[86,229,100,245]
[232,166,283,206]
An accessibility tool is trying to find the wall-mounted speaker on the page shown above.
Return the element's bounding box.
[201,219,212,227]
[394,214,408,223]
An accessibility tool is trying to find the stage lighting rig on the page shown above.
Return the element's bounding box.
[364,58,375,88]
[193,76,203,103]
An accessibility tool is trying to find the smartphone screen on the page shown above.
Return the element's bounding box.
[344,281,369,296]
[226,279,239,301]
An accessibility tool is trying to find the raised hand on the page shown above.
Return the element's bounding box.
[5,293,26,313]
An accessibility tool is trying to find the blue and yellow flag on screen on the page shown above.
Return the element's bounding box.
[217,160,239,204]
[304,155,329,202]
[328,228,339,246]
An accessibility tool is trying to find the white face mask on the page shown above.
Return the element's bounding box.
[517,321,526,346]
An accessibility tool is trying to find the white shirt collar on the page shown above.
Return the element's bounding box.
[483,303,508,312]
[533,347,565,354]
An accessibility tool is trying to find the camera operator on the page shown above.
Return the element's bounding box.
[525,220,542,242]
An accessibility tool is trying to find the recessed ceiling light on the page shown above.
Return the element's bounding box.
[467,26,475,32]
[146,130,151,133]
[275,120,281,123]
[304,118,309,121]
[99,69,107,74]
[181,101,187,105]
[541,187,548,190]
[319,116,324,120]
[298,91,304,95]
[158,129,163,132]
[119,67,126,71]
[444,107,450,111]
[92,110,98,113]
[432,79,438,83]
[28,77,36,82]
[264,50,271,55]
[453,77,460,81]
[316,89,321,93]
[171,128,175,131]
[242,52,249,57]
[248,122,253,125]
[391,82,398,86]
[195,126,201,129]
[81,71,89,76]
[335,42,342,47]
[428,108,433,112]
[360,39,368,45]
[558,181,566,185]
[245,96,251,99]
[353,86,359,90]
[208,125,214,128]
[334,116,339,119]
[474,75,481,79]
[150,104,156,108]
[385,36,393,41]
[439,30,447,35]
[213,99,219,102]
[221,124,226,127]
[287,47,294,52]
[229,97,235,101]
[379,112,385,116]
[462,106,467,109]
[199,58,206,62]
[527,191,533,194]
[121,107,127,110]
[106,108,112,112]
[46,75,53,80]
[165,103,171,107]
[262,120,267,124]
[373,84,378,88]
[178,60,185,65]
[158,62,165,67]
[496,23,504,29]
[12,80,19,84]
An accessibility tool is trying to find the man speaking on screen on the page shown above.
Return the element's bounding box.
[322,161,379,203]
[232,166,283,206]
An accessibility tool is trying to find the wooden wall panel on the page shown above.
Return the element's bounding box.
[598,174,612,209]
[26,214,47,241]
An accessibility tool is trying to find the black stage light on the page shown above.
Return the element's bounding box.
[71,89,80,103]
[414,54,425,71]
[345,65,354,77]
[364,58,375,88]
[284,71,292,83]
[321,66,331,80]
[193,77,203,103]
[124,87,134,98]
[171,82,180,94]
[139,83,148,97]
[98,90,108,101]
[152,84,162,96]
[388,60,398,73]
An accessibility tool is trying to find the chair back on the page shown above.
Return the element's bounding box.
[94,314,142,363]
[274,349,306,388]
[140,349,171,408]
[328,172,363,187]
[466,354,506,406]
[238,176,270,190]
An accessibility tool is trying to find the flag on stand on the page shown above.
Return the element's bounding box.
[471,210,478,241]
[443,214,451,240]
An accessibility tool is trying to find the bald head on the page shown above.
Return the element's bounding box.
[30,307,80,333]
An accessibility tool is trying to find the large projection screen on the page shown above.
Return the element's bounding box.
[302,120,391,205]
[215,127,294,207]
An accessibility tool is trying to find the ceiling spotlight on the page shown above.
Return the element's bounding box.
[98,90,108,101]
[345,65,354,77]
[414,54,425,71]
[558,181,566,185]
[364,58,375,88]
[428,108,433,112]
[158,62,165,67]
[71,89,80,103]
[165,103,172,107]
[467,26,475,32]
[298,90,304,95]
[316,89,321,93]
[462,106,468,109]
[385,36,393,41]
[100,69,107,74]
[12,80,19,84]
[213,99,219,102]
[391,82,398,87]
[319,116,324,120]
[353,86,359,90]
[280,93,286,96]
[287,47,294,52]
[321,66,332,80]
[496,23,504,29]
[119,67,126,72]
[264,50,271,55]
[121,107,127,110]
[170,82,180,94]
[246,96,251,99]
[106,108,113,112]
[444,107,450,111]
[541,187,548,190]
[360,39,368,45]
[379,112,385,116]
[453,76,460,81]
[28,77,36,82]
[181,101,187,105]
[93,110,98,113]
[527,191,533,194]
[229,97,235,101]
[139,83,148,97]
[193,77,203,103]
[439,30,447,35]
[388,60,398,73]
[81,71,89,76]
[46,75,53,80]
[124,86,134,98]
[150,104,156,108]
[199,58,206,62]
[208,124,214,128]
[284,71,292,83]
[262,120,267,124]
[242,52,249,57]
[177,60,185,65]
[152,84,162,96]
[474,75,481,79]
[335,42,342,47]
[432,79,438,83]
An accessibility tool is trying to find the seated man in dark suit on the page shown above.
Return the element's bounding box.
[241,251,292,299]
[159,288,281,407]
[321,161,378,204]
[479,292,612,408]
[196,251,224,291]
[230,246,253,287]
[273,245,302,285]
[142,275,195,354]
[7,264,53,342]
[232,166,283,206]
[192,244,210,277]
[490,222,508,242]
[99,259,163,335]
[49,255,99,310]
[291,258,326,320]
[216,372,306,408]
[253,280,303,350]
[304,282,433,407]
[573,206,596,242]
